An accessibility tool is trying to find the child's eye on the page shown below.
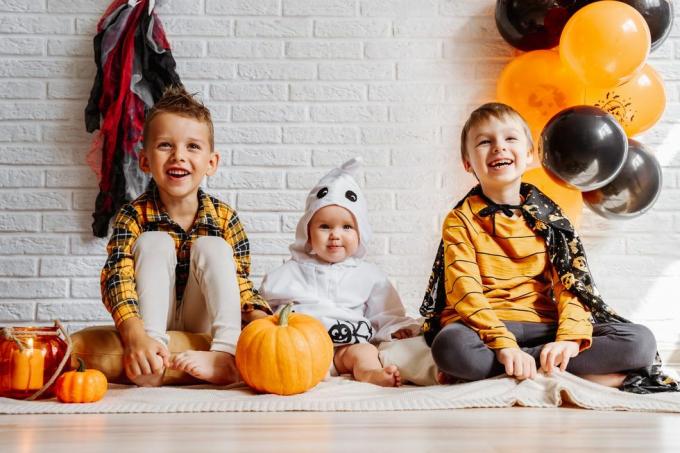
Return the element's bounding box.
[343,224,354,230]
[476,139,490,146]
[506,137,518,142]
[188,143,201,151]
[158,142,172,149]
[319,224,330,230]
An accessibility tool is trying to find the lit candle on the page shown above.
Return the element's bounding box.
[11,338,45,390]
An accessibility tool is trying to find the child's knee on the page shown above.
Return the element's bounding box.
[134,231,175,259]
[192,237,234,266]
[431,326,487,381]
[627,324,657,369]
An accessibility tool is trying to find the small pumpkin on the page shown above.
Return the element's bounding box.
[55,358,108,403]
[236,303,333,395]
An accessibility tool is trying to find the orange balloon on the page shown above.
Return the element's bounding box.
[497,50,585,156]
[560,1,651,88]
[585,64,665,137]
[522,166,583,228]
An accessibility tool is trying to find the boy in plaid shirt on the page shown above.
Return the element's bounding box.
[100,87,270,387]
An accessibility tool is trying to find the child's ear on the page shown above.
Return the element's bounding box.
[463,158,472,173]
[139,150,150,173]
[206,150,220,176]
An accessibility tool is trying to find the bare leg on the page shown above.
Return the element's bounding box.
[578,373,626,388]
[169,351,240,385]
[334,343,401,387]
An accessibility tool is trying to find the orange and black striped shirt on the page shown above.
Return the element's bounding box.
[100,185,271,328]
[441,194,592,351]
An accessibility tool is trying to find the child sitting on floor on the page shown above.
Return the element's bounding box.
[419,102,677,393]
[100,86,271,387]
[258,158,421,387]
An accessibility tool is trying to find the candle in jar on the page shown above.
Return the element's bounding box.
[11,338,45,390]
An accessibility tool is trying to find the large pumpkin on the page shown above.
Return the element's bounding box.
[236,303,333,395]
[55,358,108,403]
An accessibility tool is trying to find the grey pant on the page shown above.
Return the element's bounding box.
[431,321,657,381]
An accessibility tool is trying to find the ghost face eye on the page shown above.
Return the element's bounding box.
[345,190,357,202]
[317,187,328,199]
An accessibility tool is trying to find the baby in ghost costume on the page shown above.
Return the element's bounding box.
[260,158,421,387]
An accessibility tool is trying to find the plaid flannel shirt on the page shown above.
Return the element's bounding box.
[100,184,271,327]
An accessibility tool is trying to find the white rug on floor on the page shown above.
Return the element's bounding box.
[2,372,680,414]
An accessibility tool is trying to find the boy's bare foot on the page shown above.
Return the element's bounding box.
[128,372,164,387]
[169,350,240,385]
[579,373,626,388]
[436,370,455,385]
[355,364,402,387]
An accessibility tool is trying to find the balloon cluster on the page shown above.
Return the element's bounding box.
[495,0,672,222]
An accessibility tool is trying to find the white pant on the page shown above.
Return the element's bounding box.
[133,232,241,355]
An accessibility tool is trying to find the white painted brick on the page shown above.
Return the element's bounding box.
[214,126,281,144]
[0,235,68,255]
[440,0,494,16]
[368,83,443,101]
[396,190,453,212]
[249,235,291,254]
[0,214,40,232]
[239,213,280,233]
[397,62,476,81]
[176,60,236,80]
[42,213,91,233]
[281,213,301,232]
[161,17,232,36]
[290,83,365,101]
[237,192,304,211]
[284,0,355,16]
[311,148,391,167]
[74,17,96,35]
[371,255,431,277]
[285,41,361,59]
[365,192,394,211]
[0,103,74,121]
[167,39,206,58]
[360,0,438,17]
[0,80,44,99]
[0,191,69,210]
[70,235,108,255]
[390,234,439,255]
[233,148,311,166]
[286,169,331,189]
[45,168,97,188]
[70,278,100,298]
[235,19,310,38]
[250,255,287,277]
[238,62,316,80]
[46,37,92,57]
[0,302,35,321]
[232,104,307,122]
[365,40,441,59]
[394,17,494,38]
[37,301,109,321]
[42,124,90,144]
[210,83,287,101]
[315,19,390,37]
[0,124,40,142]
[389,103,465,123]
[0,257,38,276]
[46,0,108,13]
[204,102,230,121]
[319,62,393,80]
[361,125,437,145]
[72,191,97,211]
[155,0,203,14]
[366,235,389,255]
[0,15,72,34]
[40,256,101,277]
[0,278,68,298]
[209,170,284,189]
[0,1,46,12]
[283,126,358,144]
[206,0,280,15]
[369,212,428,233]
[365,168,430,189]
[0,37,43,55]
[311,105,388,122]
[444,40,513,60]
[0,168,42,187]
[208,40,281,58]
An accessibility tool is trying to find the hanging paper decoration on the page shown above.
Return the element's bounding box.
[85,0,181,237]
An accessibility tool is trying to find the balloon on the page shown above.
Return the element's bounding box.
[541,106,628,191]
[619,0,674,51]
[560,1,651,87]
[522,166,583,227]
[495,0,585,51]
[585,64,666,137]
[583,139,662,219]
[497,50,586,152]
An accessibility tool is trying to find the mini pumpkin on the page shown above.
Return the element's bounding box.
[236,303,333,395]
[55,358,108,403]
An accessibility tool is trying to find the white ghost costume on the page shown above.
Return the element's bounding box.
[260,158,421,346]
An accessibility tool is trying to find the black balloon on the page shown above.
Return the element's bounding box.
[583,139,662,219]
[541,106,628,191]
[495,0,587,51]
[618,0,674,51]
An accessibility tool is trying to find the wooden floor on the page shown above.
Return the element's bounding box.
[1,408,679,452]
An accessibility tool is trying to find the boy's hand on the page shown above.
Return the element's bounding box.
[118,318,169,382]
[391,328,415,340]
[540,341,580,375]
[495,348,537,381]
[241,309,269,327]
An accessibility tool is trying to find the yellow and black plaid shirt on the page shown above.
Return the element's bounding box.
[100,184,271,328]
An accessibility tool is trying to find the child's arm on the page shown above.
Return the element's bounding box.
[363,276,421,342]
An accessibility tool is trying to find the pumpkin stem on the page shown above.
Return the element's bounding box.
[278,303,294,327]
[76,357,86,373]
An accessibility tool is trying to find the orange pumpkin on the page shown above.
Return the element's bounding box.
[236,303,333,395]
[55,358,108,403]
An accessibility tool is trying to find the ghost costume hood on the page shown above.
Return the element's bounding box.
[290,158,371,262]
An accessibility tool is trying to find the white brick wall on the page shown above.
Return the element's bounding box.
[1,0,679,364]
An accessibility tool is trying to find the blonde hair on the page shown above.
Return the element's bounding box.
[460,102,533,162]
[143,85,214,150]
